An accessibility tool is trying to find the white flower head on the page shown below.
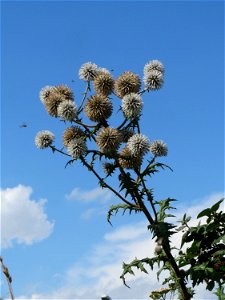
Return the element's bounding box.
[35,130,55,149]
[149,140,168,157]
[121,93,143,119]
[98,67,111,75]
[127,133,150,157]
[39,86,55,104]
[143,70,164,90]
[79,62,98,81]
[144,60,164,75]
[67,138,87,159]
[57,100,77,121]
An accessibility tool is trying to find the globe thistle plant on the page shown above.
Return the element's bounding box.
[54,84,74,101]
[143,70,164,91]
[127,133,150,157]
[149,140,168,157]
[93,73,114,96]
[114,72,141,98]
[79,62,99,81]
[121,93,143,119]
[62,126,85,147]
[96,127,122,154]
[67,138,87,159]
[35,130,55,149]
[57,100,77,121]
[84,95,113,123]
[144,60,164,75]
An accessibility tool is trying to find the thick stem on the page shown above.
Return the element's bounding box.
[0,257,14,300]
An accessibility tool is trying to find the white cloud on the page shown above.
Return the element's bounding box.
[19,192,223,299]
[65,187,113,203]
[1,185,54,248]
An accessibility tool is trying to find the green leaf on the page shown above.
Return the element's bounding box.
[211,198,224,212]
[107,203,142,225]
[197,208,211,218]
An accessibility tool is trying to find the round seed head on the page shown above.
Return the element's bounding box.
[67,138,87,159]
[102,162,116,176]
[39,86,55,104]
[79,62,98,81]
[93,73,114,96]
[84,95,113,122]
[119,147,142,170]
[57,100,77,121]
[54,85,74,101]
[35,130,55,149]
[127,133,150,157]
[114,72,141,98]
[143,70,164,90]
[121,93,143,119]
[98,67,111,75]
[45,92,64,117]
[144,60,164,75]
[149,140,168,157]
[62,126,85,147]
[96,127,122,154]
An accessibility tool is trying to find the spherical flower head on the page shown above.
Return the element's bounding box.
[119,147,142,170]
[144,60,164,75]
[127,133,150,157]
[79,62,98,81]
[44,92,64,117]
[93,73,114,96]
[114,72,141,98]
[102,162,116,176]
[98,67,111,75]
[149,140,168,157]
[39,86,55,104]
[96,127,122,154]
[57,100,77,121]
[121,93,143,119]
[143,70,164,91]
[62,126,85,147]
[35,130,55,149]
[84,95,113,123]
[54,85,74,101]
[67,138,87,159]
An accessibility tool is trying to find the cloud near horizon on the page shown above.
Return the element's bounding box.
[1,184,54,249]
[19,192,224,299]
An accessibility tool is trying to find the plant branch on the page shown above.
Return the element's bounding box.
[0,257,14,300]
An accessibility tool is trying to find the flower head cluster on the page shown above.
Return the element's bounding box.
[143,60,164,91]
[39,86,55,104]
[57,100,77,121]
[93,73,114,96]
[67,138,87,159]
[62,126,85,147]
[84,95,113,122]
[96,127,122,154]
[35,130,55,149]
[121,93,143,119]
[149,140,168,157]
[79,62,99,81]
[119,147,142,170]
[115,72,141,98]
[127,133,150,157]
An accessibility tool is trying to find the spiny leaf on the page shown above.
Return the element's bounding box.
[65,159,75,168]
[107,203,142,225]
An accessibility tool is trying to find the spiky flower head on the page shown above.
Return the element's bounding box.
[127,133,150,157]
[98,67,111,75]
[102,162,116,176]
[121,93,143,119]
[84,95,113,122]
[114,72,141,98]
[62,126,85,147]
[57,100,77,121]
[44,92,64,117]
[119,147,142,170]
[120,128,134,143]
[67,138,87,159]
[35,130,55,149]
[54,85,74,101]
[79,62,98,81]
[143,70,164,91]
[144,60,164,75]
[93,73,114,96]
[149,140,168,157]
[39,86,55,104]
[96,127,122,154]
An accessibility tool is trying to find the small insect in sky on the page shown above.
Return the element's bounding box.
[19,123,27,128]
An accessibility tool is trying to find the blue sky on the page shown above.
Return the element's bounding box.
[1,1,224,299]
